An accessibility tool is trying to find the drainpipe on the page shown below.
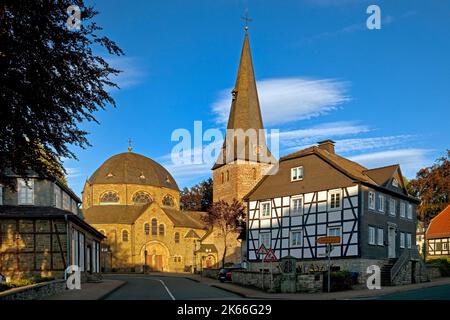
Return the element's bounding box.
[65,214,70,280]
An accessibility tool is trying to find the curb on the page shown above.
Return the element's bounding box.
[184,277,201,283]
[210,284,249,298]
[98,281,127,300]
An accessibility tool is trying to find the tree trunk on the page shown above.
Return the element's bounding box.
[222,231,227,268]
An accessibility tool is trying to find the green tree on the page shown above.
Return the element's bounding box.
[180,178,213,211]
[0,1,123,187]
[408,151,450,222]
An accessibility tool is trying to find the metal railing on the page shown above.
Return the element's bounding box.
[390,249,411,281]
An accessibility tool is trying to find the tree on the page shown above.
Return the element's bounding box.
[202,199,245,268]
[0,1,123,187]
[180,178,213,211]
[408,151,450,222]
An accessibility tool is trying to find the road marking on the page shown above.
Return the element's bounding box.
[158,279,176,300]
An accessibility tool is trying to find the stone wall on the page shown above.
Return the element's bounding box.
[427,265,442,279]
[201,268,220,279]
[0,280,65,300]
[231,270,322,293]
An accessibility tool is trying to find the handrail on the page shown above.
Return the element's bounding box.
[391,249,410,281]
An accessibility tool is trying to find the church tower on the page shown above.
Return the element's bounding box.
[212,29,274,203]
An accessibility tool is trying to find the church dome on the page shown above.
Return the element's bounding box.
[88,152,179,190]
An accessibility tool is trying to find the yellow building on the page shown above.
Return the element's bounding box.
[82,151,240,272]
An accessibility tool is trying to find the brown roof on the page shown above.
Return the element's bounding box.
[88,152,179,190]
[245,145,419,202]
[213,31,274,169]
[196,244,218,253]
[184,229,201,239]
[364,165,399,186]
[427,205,450,239]
[161,208,207,229]
[83,204,151,224]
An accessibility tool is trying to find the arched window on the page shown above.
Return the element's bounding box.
[159,224,165,236]
[151,218,157,236]
[252,168,257,180]
[132,191,153,204]
[144,223,150,235]
[226,170,230,181]
[100,191,119,204]
[162,195,174,207]
[122,230,128,242]
[175,232,180,244]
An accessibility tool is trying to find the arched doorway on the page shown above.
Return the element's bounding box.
[141,241,170,272]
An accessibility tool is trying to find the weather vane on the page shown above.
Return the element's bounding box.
[128,138,133,152]
[241,10,252,31]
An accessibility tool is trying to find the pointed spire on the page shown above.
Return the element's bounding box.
[213,31,273,169]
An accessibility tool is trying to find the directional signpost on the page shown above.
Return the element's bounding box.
[317,236,341,293]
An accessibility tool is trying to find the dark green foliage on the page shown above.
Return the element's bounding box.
[0,0,123,187]
[428,258,450,277]
[180,178,213,211]
[324,270,353,292]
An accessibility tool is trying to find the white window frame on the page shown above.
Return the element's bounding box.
[377,228,384,246]
[392,178,399,188]
[260,201,271,219]
[329,189,342,211]
[400,232,405,248]
[443,242,449,251]
[368,191,376,210]
[406,233,412,249]
[378,194,385,213]
[259,232,271,249]
[18,178,34,205]
[327,226,342,244]
[290,196,303,216]
[407,204,413,220]
[400,202,406,218]
[389,198,396,216]
[291,166,303,182]
[368,226,376,245]
[290,229,303,247]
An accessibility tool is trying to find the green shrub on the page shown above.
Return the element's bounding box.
[324,270,353,292]
[429,258,450,277]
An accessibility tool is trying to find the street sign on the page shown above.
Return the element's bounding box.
[263,248,277,262]
[256,243,268,257]
[317,236,341,244]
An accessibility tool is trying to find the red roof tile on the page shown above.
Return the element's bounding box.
[427,205,450,239]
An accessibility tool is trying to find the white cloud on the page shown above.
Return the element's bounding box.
[66,167,82,179]
[349,149,432,178]
[278,122,371,150]
[105,57,146,89]
[212,77,350,126]
[335,135,415,153]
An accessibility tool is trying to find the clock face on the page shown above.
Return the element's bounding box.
[254,145,263,155]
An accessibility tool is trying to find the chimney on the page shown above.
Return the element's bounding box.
[317,139,336,154]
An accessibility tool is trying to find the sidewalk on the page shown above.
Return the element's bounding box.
[45,279,125,300]
[150,272,450,300]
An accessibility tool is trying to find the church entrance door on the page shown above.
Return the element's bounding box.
[147,254,164,271]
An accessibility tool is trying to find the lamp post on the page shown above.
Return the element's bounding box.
[193,240,197,274]
[144,226,149,274]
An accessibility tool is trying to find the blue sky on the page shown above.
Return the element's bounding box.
[65,0,450,196]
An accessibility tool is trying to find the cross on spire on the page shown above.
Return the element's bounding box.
[241,11,252,31]
[128,138,133,152]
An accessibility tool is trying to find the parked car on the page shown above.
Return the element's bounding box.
[218,267,243,282]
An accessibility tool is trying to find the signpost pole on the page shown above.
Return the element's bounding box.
[327,244,331,293]
[261,254,264,290]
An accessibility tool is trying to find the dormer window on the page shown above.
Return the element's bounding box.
[106,172,114,178]
[139,172,146,180]
[392,178,399,187]
[18,178,34,205]
[291,166,303,182]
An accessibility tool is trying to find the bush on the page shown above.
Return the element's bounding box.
[0,276,55,292]
[324,270,353,292]
[429,258,450,277]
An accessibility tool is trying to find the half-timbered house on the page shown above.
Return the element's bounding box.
[426,205,450,257]
[244,140,427,285]
[0,173,104,281]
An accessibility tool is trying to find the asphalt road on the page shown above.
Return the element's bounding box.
[103,274,244,300]
[370,284,450,300]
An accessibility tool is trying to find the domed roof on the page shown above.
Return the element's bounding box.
[88,152,179,190]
